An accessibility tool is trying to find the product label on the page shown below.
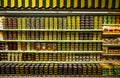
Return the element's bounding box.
[60,0,64,8]
[53,0,57,8]
[39,0,43,8]
[45,17,49,29]
[18,0,22,8]
[76,16,80,29]
[72,16,75,29]
[81,0,85,8]
[50,17,53,29]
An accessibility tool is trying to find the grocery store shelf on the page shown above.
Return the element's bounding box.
[0,61,102,64]
[103,44,120,47]
[103,33,120,35]
[0,50,102,53]
[0,40,103,42]
[102,54,120,56]
[0,29,103,31]
[102,24,120,26]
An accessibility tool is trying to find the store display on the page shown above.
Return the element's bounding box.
[1,2,120,77]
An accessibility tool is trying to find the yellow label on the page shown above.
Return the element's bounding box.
[0,32,3,40]
[45,17,49,29]
[18,0,22,8]
[15,53,18,61]
[22,32,26,40]
[18,42,21,50]
[75,32,79,40]
[40,31,43,40]
[88,0,91,8]
[102,0,105,8]
[22,18,26,29]
[66,32,70,40]
[53,32,56,40]
[71,32,74,40]
[27,42,30,51]
[46,0,50,8]
[54,17,57,29]
[75,43,78,51]
[0,0,1,7]
[11,0,15,7]
[44,32,48,40]
[108,0,112,8]
[58,32,61,40]
[19,53,22,61]
[25,0,29,8]
[93,32,96,40]
[12,53,14,61]
[72,16,75,29]
[94,16,98,29]
[50,17,53,29]
[8,53,10,61]
[76,16,80,29]
[18,18,21,29]
[95,0,98,8]
[18,32,21,40]
[32,0,36,7]
[67,0,71,8]
[67,16,71,29]
[4,0,8,7]
[98,32,101,40]
[81,0,85,8]
[49,31,52,40]
[115,0,119,8]
[53,0,57,8]
[63,17,66,29]
[60,0,64,8]
[39,0,43,8]
[99,16,102,29]
[59,17,62,29]
[74,0,77,8]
